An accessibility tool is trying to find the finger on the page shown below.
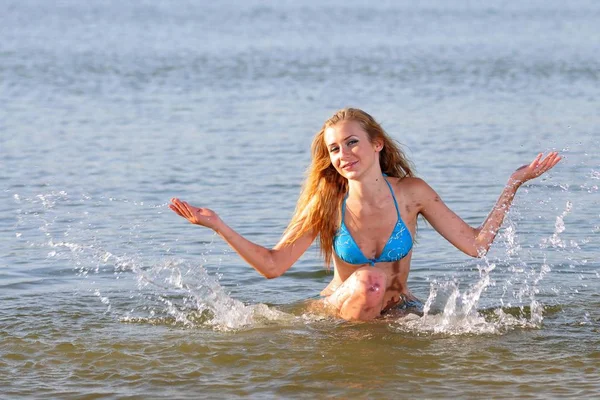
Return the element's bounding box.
[526,154,548,177]
[170,198,185,209]
[169,204,185,217]
[538,152,556,169]
[174,205,191,219]
[546,152,559,164]
[169,198,183,211]
[545,154,562,170]
[173,199,193,219]
[539,151,558,165]
[529,153,543,169]
[181,202,198,219]
[539,153,561,173]
[551,154,562,167]
[170,198,182,207]
[544,152,560,167]
[546,151,559,162]
[170,205,188,219]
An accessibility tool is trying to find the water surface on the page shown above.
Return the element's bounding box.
[2,0,599,398]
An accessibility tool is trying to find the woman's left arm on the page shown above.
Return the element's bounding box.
[414,152,561,257]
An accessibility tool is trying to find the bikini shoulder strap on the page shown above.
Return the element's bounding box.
[383,177,400,217]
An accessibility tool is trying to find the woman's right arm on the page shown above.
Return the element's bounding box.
[169,198,315,279]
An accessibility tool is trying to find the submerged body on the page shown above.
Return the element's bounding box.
[170,108,561,321]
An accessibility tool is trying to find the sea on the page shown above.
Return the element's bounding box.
[1,0,599,398]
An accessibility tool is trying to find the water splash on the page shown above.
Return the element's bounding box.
[46,238,294,331]
[13,190,293,331]
[393,260,545,336]
[502,222,521,257]
[123,258,293,331]
[391,193,576,336]
[542,201,573,248]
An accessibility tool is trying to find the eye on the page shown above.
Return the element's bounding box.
[348,139,358,145]
[329,146,339,153]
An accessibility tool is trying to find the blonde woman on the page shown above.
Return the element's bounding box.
[169,108,561,321]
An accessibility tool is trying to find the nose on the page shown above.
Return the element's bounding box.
[340,144,352,158]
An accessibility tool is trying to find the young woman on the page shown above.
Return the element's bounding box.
[169,108,561,321]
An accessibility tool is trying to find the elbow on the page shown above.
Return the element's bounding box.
[469,240,489,258]
[260,250,287,279]
[258,263,283,279]
[468,229,489,258]
[469,248,488,258]
[262,270,283,279]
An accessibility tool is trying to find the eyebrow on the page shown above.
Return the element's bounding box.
[327,135,357,147]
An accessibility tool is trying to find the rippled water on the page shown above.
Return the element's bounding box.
[2,0,599,398]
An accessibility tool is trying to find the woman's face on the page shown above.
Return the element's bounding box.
[324,120,382,180]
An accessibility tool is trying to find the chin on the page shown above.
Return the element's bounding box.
[342,170,361,180]
[335,164,363,180]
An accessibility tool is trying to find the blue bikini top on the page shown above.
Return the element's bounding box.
[333,178,413,266]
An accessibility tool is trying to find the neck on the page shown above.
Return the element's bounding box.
[347,171,389,206]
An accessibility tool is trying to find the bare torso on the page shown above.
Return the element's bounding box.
[320,177,422,310]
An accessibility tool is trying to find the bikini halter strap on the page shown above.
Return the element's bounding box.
[341,175,400,223]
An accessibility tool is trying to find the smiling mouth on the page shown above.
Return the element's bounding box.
[341,161,358,170]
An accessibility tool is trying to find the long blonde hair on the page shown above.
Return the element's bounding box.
[284,108,415,267]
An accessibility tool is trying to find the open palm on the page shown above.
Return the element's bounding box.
[169,198,220,229]
[510,152,561,186]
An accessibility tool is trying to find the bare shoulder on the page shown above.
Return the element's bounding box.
[393,177,436,199]
[388,177,439,215]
